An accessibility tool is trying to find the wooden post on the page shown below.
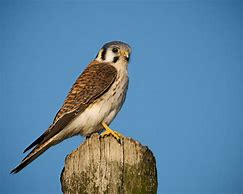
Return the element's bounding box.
[61,133,158,194]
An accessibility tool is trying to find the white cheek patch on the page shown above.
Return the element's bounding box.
[96,49,115,63]
[104,50,115,62]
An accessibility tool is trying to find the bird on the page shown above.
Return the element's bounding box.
[10,41,131,174]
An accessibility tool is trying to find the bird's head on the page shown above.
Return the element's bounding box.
[95,41,131,64]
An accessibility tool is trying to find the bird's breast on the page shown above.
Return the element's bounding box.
[63,69,128,136]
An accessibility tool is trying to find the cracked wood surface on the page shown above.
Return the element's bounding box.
[61,133,157,194]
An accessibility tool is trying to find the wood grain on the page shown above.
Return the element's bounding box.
[61,133,158,194]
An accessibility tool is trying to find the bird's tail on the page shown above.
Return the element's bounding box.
[10,140,52,174]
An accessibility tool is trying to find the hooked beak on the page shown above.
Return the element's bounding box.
[120,50,130,61]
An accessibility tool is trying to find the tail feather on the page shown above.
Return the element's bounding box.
[23,133,46,153]
[10,141,51,174]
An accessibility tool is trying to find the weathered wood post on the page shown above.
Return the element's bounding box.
[61,133,158,194]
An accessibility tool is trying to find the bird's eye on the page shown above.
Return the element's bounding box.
[112,48,119,53]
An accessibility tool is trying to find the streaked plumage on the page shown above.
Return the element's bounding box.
[11,41,131,174]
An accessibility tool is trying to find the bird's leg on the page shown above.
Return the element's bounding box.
[100,122,122,142]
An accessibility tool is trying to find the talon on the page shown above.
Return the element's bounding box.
[100,122,122,142]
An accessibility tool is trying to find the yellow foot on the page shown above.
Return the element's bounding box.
[100,122,122,142]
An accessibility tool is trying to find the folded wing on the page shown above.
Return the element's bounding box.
[11,62,117,173]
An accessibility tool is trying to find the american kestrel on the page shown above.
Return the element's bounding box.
[11,41,131,174]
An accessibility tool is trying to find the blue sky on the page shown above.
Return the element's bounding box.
[1,1,243,194]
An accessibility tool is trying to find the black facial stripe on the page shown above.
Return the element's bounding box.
[101,48,107,60]
[113,56,119,63]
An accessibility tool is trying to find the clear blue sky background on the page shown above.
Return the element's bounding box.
[1,1,243,194]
